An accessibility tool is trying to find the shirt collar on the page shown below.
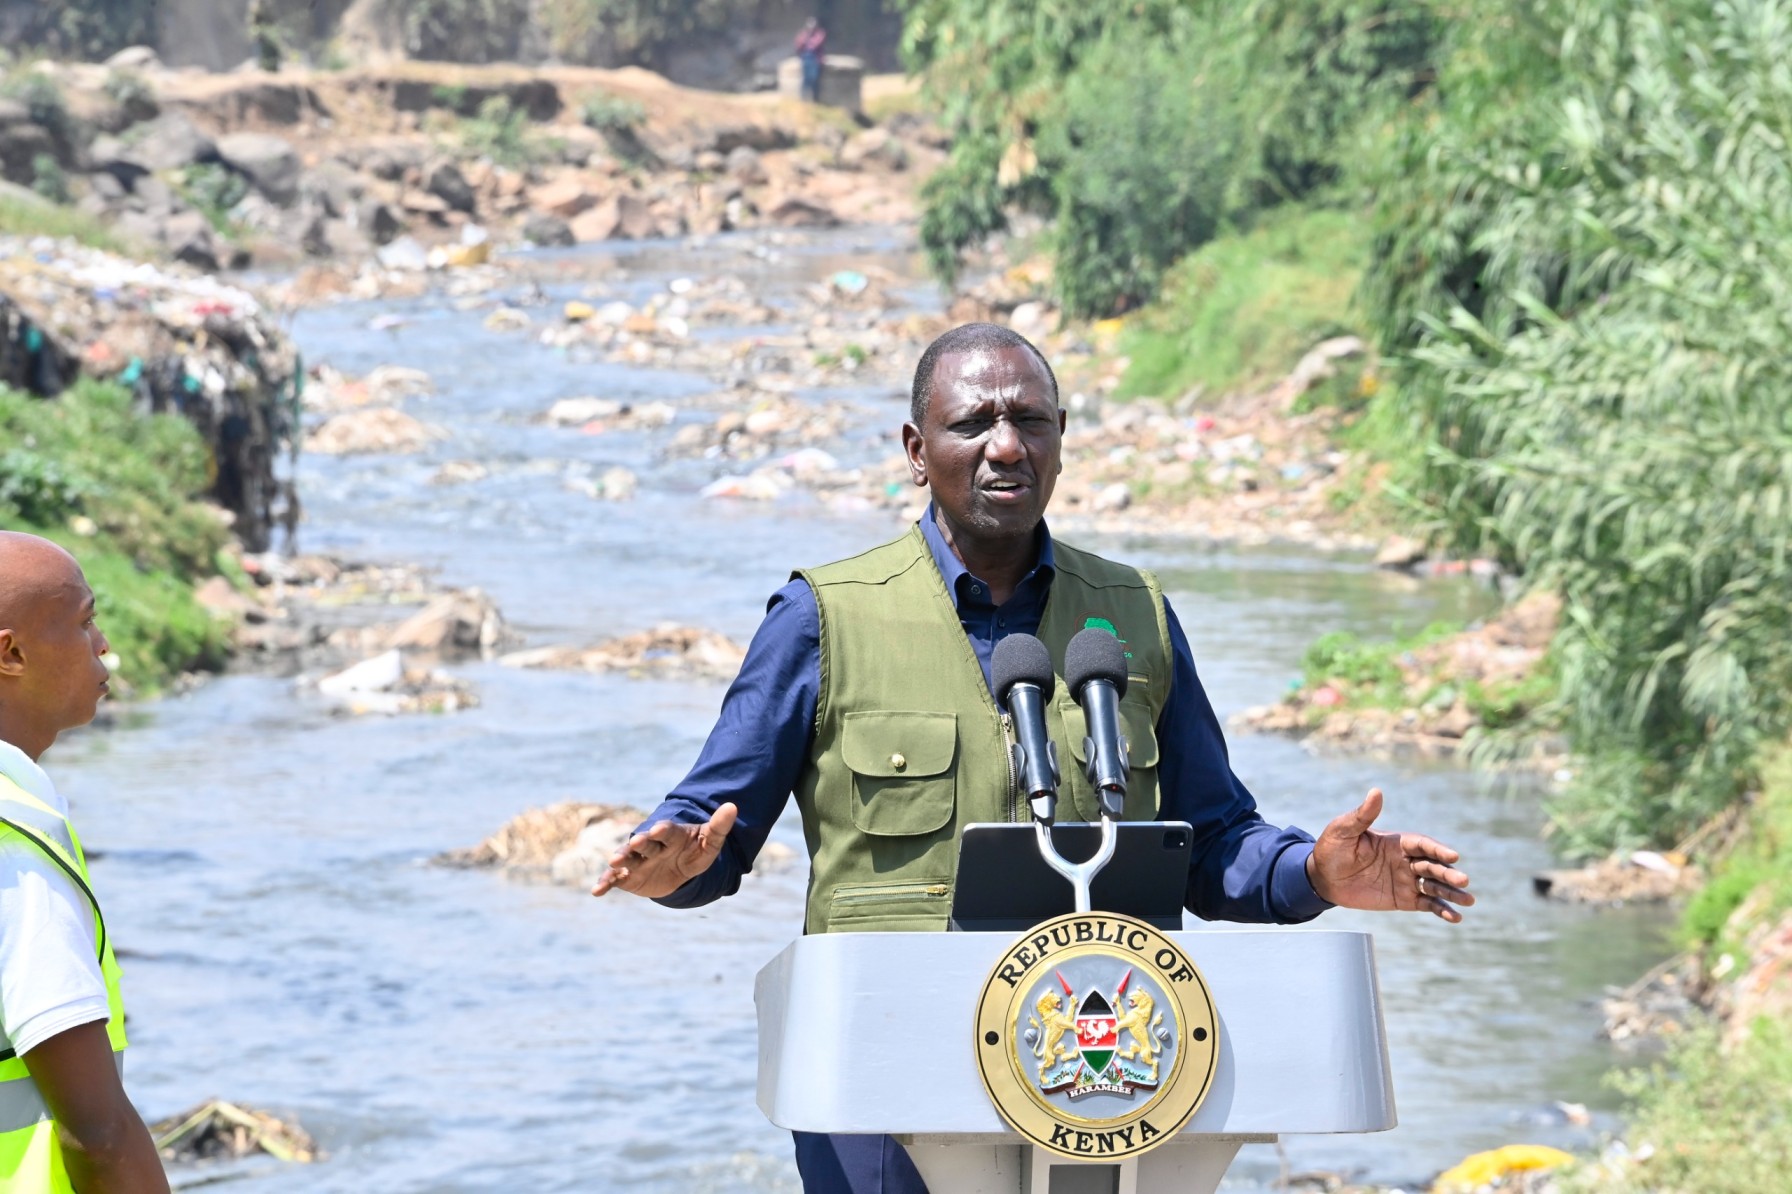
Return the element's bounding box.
[920,503,1056,603]
[0,737,61,810]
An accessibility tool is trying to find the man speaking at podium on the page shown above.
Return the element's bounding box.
[593,323,1474,1193]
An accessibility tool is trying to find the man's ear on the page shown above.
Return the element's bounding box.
[900,421,929,489]
[0,629,23,679]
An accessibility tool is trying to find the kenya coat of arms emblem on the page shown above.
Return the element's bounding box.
[974,912,1218,1161]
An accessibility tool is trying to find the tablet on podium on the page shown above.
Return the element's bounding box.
[948,820,1194,932]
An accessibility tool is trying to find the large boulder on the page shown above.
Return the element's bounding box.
[423,160,475,213]
[568,193,656,242]
[529,176,599,219]
[0,107,58,184]
[522,212,575,247]
[357,198,403,246]
[119,111,217,172]
[216,132,302,207]
[160,210,221,272]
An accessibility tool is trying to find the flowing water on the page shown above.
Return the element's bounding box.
[49,229,1671,1191]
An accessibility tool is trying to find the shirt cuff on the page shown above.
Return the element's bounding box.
[1269,841,1333,923]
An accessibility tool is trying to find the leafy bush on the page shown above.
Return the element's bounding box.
[0,381,230,691]
[1041,32,1238,316]
[29,154,69,205]
[899,0,1440,310]
[1362,0,1792,852]
[460,95,537,167]
[179,163,248,232]
[1595,1018,1792,1194]
[580,92,644,131]
[1,72,71,141]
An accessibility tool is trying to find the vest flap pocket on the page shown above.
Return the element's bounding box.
[842,711,957,777]
[843,711,958,836]
[1059,694,1161,769]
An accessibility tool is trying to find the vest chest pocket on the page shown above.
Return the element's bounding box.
[1057,692,1161,820]
[841,711,958,836]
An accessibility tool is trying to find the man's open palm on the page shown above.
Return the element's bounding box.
[592,803,738,900]
[1306,789,1474,922]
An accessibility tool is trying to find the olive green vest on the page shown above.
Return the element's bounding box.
[794,524,1172,934]
[0,775,129,1194]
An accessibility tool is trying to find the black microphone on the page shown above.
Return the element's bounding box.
[1065,627,1130,818]
[993,634,1060,824]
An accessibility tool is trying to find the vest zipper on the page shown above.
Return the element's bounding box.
[1001,711,1019,822]
[832,880,952,905]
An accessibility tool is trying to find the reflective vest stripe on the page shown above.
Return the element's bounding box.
[0,813,108,960]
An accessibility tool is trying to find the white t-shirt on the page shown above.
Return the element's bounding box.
[0,739,109,1058]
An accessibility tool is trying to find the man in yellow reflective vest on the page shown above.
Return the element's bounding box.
[0,532,167,1193]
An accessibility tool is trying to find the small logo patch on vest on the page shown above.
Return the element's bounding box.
[1082,616,1134,660]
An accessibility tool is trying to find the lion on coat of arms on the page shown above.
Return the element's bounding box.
[1114,987,1165,1082]
[1028,990,1079,1080]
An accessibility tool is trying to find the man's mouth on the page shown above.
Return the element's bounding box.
[983,479,1031,500]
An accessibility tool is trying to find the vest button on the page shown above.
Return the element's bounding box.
[891,753,907,771]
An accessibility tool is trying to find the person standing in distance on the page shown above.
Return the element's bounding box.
[0,533,169,1194]
[593,323,1474,1194]
[795,17,828,103]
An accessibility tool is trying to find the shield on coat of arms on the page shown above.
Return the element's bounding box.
[1075,988,1118,1078]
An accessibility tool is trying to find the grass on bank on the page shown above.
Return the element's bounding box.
[1577,742,1792,1193]
[1117,205,1367,402]
[0,189,127,253]
[0,380,231,693]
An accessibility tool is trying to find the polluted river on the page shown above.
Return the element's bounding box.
[53,229,1668,1192]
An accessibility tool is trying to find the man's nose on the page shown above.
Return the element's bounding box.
[985,418,1024,463]
[94,628,111,656]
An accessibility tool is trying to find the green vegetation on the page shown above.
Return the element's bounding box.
[1118,207,1367,400]
[1,1,155,59]
[0,191,127,253]
[541,0,736,64]
[458,95,539,168]
[1578,743,1792,1193]
[1592,1018,1792,1194]
[177,163,249,235]
[900,0,1437,314]
[0,381,231,693]
[1299,622,1459,707]
[1360,0,1792,855]
[580,92,645,132]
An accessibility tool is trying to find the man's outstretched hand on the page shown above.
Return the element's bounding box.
[1306,788,1474,923]
[591,802,738,900]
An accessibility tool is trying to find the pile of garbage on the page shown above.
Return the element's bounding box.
[1234,593,1562,758]
[437,800,796,889]
[500,624,746,682]
[153,1098,315,1165]
[0,234,300,549]
[436,801,647,887]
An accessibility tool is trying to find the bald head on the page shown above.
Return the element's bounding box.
[0,532,87,629]
[0,531,111,759]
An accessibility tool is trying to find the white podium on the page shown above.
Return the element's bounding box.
[757,930,1395,1194]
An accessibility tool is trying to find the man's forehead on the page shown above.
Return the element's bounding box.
[932,346,1054,398]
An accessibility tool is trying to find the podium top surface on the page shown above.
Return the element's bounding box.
[756,928,1394,1138]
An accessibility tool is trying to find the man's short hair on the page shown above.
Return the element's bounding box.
[909,322,1060,426]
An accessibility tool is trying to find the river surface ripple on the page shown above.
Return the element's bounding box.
[52,229,1670,1191]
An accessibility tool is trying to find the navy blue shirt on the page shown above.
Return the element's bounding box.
[641,507,1331,923]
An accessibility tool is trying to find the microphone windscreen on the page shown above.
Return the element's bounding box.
[1065,627,1129,700]
[992,633,1056,703]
